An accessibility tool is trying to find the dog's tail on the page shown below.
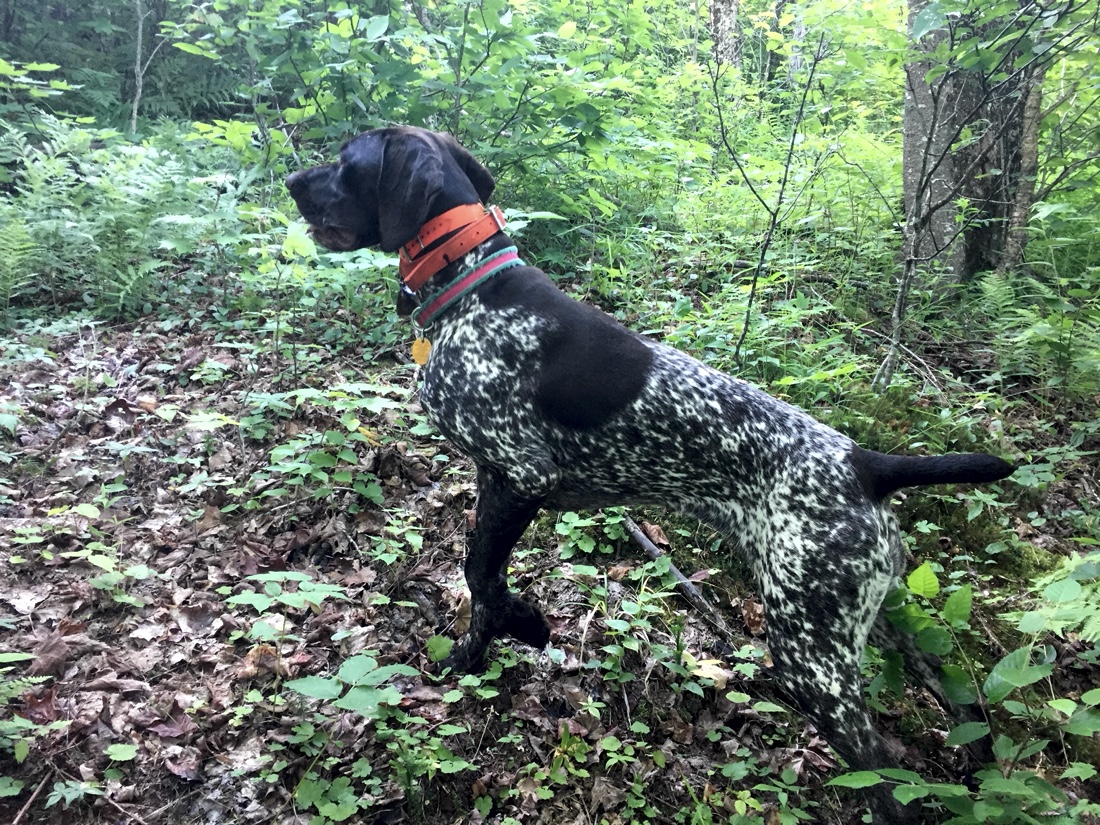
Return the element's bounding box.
[852,446,1015,500]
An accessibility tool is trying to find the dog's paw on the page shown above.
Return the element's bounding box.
[503,596,551,649]
[439,639,488,675]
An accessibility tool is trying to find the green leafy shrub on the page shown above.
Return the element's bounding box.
[0,118,245,317]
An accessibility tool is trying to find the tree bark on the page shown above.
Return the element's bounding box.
[710,0,741,68]
[902,2,1043,283]
[131,0,145,135]
[997,68,1045,274]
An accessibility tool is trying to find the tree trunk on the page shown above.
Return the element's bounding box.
[997,68,1045,274]
[902,2,1038,283]
[131,0,145,135]
[710,0,741,68]
[880,0,1058,390]
[902,2,967,278]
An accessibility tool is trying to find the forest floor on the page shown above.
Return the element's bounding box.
[0,281,1097,825]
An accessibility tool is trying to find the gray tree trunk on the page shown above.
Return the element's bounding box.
[710,0,741,68]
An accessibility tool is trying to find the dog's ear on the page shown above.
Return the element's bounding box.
[440,134,496,203]
[375,132,445,251]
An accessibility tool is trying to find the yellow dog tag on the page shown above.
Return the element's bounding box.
[411,337,431,365]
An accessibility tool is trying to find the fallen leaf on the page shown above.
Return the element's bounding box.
[453,595,472,636]
[607,564,632,581]
[195,504,223,532]
[641,521,670,547]
[591,777,626,812]
[146,700,200,739]
[687,657,735,691]
[21,686,58,724]
[27,631,70,677]
[741,596,765,635]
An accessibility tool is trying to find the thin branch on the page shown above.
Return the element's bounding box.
[623,516,734,638]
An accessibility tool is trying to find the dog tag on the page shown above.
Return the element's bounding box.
[411,337,431,365]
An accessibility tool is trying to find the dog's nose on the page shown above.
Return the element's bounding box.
[285,169,304,193]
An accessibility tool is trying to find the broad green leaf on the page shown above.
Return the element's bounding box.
[285,675,344,700]
[73,503,100,519]
[916,626,953,656]
[0,413,17,434]
[439,759,473,774]
[226,591,274,610]
[337,654,379,685]
[1062,763,1097,781]
[911,3,945,40]
[940,665,978,705]
[332,685,402,716]
[357,663,418,686]
[943,585,972,626]
[1043,579,1082,603]
[105,743,139,761]
[907,562,939,598]
[878,768,923,783]
[752,701,786,714]
[173,42,215,57]
[945,721,989,747]
[1047,698,1077,716]
[1064,708,1100,736]
[828,771,882,788]
[893,784,931,804]
[557,21,577,38]
[364,15,389,40]
[983,647,1052,703]
[282,221,316,259]
[426,635,453,662]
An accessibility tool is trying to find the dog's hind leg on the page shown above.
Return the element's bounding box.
[442,464,553,673]
[760,532,917,823]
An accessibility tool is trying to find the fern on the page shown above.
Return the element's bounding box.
[978,270,1016,320]
[0,211,37,326]
[0,674,49,706]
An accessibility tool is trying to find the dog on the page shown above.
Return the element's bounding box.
[286,126,1014,822]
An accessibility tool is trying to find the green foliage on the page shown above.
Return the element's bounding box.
[0,119,245,318]
[842,551,1100,822]
[0,654,66,798]
[0,214,36,327]
[978,244,1100,403]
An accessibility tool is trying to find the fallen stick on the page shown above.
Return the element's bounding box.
[622,515,734,638]
[11,767,54,825]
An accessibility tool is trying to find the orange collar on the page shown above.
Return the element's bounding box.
[399,204,507,293]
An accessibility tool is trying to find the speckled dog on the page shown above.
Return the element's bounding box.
[287,126,1014,822]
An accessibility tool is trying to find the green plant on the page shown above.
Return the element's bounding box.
[1,118,245,317]
[0,653,62,797]
[45,779,104,809]
[835,553,1100,822]
[228,571,349,645]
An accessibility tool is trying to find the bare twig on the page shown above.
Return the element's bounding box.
[623,516,733,638]
[11,767,55,825]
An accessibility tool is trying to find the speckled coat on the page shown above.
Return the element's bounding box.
[286,126,1015,823]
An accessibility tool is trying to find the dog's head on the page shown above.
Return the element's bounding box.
[285,126,496,253]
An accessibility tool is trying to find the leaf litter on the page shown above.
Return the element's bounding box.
[0,305,1064,825]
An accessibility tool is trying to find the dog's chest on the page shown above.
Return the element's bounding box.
[419,297,546,454]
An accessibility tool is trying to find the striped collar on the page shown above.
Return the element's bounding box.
[416,246,523,327]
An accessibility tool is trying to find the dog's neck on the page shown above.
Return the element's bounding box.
[397,204,516,324]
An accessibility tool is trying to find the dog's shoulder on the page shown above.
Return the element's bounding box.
[472,265,654,430]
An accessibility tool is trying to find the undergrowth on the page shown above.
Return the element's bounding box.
[1,117,1099,825]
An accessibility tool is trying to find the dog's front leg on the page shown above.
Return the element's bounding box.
[442,464,550,673]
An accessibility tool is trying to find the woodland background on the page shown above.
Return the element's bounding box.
[0,0,1099,823]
